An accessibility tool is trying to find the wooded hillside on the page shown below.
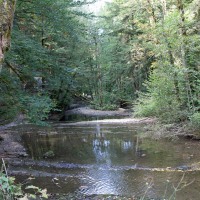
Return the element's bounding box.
[0,0,200,126]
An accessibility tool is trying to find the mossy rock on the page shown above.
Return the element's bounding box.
[43,150,55,158]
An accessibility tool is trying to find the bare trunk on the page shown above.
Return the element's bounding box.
[0,0,16,71]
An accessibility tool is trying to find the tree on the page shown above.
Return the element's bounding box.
[83,0,154,109]
[0,0,94,124]
[133,0,200,123]
[0,0,16,70]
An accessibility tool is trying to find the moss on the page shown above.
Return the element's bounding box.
[43,150,55,158]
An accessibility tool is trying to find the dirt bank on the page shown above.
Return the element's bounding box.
[0,129,27,159]
[0,114,28,159]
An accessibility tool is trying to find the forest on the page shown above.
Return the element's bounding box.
[0,0,200,199]
[0,0,200,126]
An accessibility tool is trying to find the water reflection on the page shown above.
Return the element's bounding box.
[122,141,133,152]
[12,123,200,199]
[21,124,200,167]
[93,123,111,167]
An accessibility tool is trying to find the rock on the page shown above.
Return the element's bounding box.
[18,152,28,157]
[43,150,55,158]
[176,165,191,171]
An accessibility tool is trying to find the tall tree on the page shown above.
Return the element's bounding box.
[1,0,95,124]
[0,0,16,70]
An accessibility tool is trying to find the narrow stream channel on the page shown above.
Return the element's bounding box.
[7,123,200,199]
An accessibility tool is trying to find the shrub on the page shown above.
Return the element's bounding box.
[20,94,56,125]
[0,172,22,200]
[134,66,188,123]
[0,160,48,199]
[190,112,200,129]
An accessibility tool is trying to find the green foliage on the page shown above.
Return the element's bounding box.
[1,0,200,125]
[81,4,152,109]
[19,94,55,125]
[190,112,200,129]
[0,172,48,199]
[0,71,21,124]
[43,150,55,158]
[1,0,95,124]
[133,0,200,124]
[134,94,156,118]
[0,161,48,199]
[134,65,189,123]
[0,172,22,200]
[25,185,48,199]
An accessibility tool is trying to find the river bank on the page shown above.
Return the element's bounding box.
[0,129,27,159]
[0,106,199,160]
[1,109,200,200]
[6,121,200,200]
[0,118,155,160]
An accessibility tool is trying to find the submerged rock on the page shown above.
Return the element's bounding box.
[176,165,192,171]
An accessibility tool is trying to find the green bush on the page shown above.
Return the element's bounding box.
[0,168,48,199]
[134,66,188,123]
[91,91,119,111]
[134,94,156,117]
[190,112,200,129]
[0,172,22,200]
[20,94,56,125]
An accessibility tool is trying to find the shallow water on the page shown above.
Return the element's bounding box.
[8,123,200,199]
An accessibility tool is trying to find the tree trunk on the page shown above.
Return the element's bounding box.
[177,0,195,111]
[0,0,16,71]
[177,0,187,67]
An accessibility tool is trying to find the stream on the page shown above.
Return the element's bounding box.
[6,122,200,199]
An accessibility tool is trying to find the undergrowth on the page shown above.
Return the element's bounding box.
[0,159,48,200]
